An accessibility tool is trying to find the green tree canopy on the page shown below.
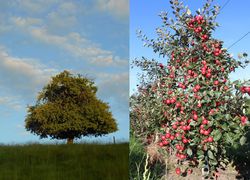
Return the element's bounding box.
[25,70,118,144]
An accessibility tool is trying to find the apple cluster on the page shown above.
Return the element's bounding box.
[188,15,209,41]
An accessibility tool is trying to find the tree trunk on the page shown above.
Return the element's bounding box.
[67,137,74,144]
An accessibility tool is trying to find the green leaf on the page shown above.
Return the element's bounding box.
[240,136,247,145]
[209,159,218,166]
[221,123,228,130]
[212,130,222,142]
[234,129,241,134]
[208,91,214,97]
[187,148,193,156]
[225,133,234,145]
[225,114,231,120]
[208,150,215,160]
[232,80,240,84]
[198,155,205,160]
[224,96,230,101]
[189,120,197,126]
[197,150,204,156]
[209,145,218,153]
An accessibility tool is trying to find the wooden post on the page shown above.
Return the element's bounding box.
[67,137,74,144]
[113,136,116,144]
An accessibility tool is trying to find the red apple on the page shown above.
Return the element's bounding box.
[170,135,175,140]
[245,87,250,93]
[175,133,181,137]
[163,140,169,145]
[214,80,219,85]
[207,137,213,142]
[201,60,206,65]
[206,73,211,78]
[165,133,171,138]
[195,84,201,90]
[161,135,166,140]
[175,167,181,175]
[176,102,181,108]
[187,169,193,174]
[182,126,187,131]
[204,130,210,136]
[182,139,188,144]
[176,144,180,149]
[172,124,178,129]
[179,154,185,159]
[193,114,198,121]
[202,119,208,125]
[241,116,248,125]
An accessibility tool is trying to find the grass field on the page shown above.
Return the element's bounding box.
[0,142,128,180]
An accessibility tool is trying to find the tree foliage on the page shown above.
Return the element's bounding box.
[25,70,118,143]
[131,0,250,177]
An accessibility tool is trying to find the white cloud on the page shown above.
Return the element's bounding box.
[0,13,11,34]
[0,47,57,100]
[16,124,24,128]
[96,72,129,104]
[11,17,42,27]
[47,12,77,30]
[10,0,128,67]
[29,28,127,67]
[0,96,22,111]
[46,2,79,32]
[30,28,109,57]
[16,123,30,136]
[0,46,127,111]
[91,55,128,66]
[57,2,77,13]
[95,72,129,117]
[15,0,59,14]
[97,0,129,18]
[14,0,128,19]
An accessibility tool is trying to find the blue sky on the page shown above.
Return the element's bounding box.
[0,0,129,144]
[130,0,250,95]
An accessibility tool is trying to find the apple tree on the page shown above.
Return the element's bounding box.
[131,0,250,177]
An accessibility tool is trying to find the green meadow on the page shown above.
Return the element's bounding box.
[0,143,128,180]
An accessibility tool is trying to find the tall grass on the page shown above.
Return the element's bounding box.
[0,143,128,180]
[129,136,164,180]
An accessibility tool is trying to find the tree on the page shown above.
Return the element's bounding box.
[25,70,118,144]
[132,0,250,178]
